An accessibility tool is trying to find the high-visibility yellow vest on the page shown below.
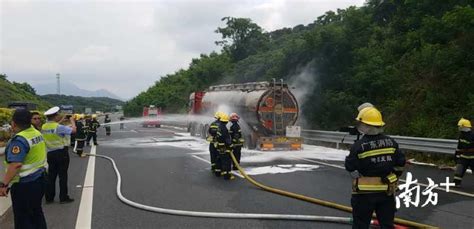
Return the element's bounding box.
[42,122,65,151]
[4,127,47,184]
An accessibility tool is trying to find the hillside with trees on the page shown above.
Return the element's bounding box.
[40,94,124,113]
[0,74,51,110]
[124,0,474,139]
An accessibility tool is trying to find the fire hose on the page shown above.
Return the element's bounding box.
[88,152,437,227]
[228,151,437,228]
[89,153,354,224]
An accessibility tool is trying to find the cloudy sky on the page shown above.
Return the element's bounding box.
[1,0,364,99]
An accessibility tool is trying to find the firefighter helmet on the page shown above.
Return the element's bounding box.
[458,118,472,128]
[355,107,385,127]
[220,113,230,122]
[214,111,224,120]
[230,113,240,121]
[92,114,97,119]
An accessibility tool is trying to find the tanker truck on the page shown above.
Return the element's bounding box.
[188,80,302,150]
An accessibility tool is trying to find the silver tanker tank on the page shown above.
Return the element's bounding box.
[189,80,302,150]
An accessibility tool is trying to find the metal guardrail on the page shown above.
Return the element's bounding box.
[301,130,458,155]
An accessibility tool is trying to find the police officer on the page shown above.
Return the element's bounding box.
[208,112,222,174]
[31,111,43,131]
[42,106,76,204]
[0,109,47,228]
[73,114,87,158]
[86,114,100,146]
[215,113,234,180]
[345,106,405,229]
[104,114,112,136]
[453,118,474,187]
[229,113,244,170]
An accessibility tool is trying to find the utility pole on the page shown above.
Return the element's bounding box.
[56,73,60,95]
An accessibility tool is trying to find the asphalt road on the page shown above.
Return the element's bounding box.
[1,120,474,228]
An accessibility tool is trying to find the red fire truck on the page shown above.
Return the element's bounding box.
[142,105,161,128]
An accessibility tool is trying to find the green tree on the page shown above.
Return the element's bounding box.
[215,17,269,61]
[13,82,37,95]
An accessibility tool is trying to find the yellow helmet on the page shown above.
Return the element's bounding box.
[220,113,229,122]
[458,118,472,128]
[214,111,224,119]
[355,107,385,127]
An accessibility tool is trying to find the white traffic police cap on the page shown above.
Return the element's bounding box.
[44,106,60,116]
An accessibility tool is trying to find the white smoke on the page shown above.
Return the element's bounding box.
[289,61,317,128]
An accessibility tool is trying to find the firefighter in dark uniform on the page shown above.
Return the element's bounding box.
[208,111,223,174]
[86,114,100,146]
[104,114,112,136]
[454,118,474,187]
[229,113,244,170]
[73,114,87,157]
[215,113,234,180]
[345,106,406,229]
[0,109,48,229]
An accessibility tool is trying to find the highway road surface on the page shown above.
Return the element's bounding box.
[1,120,473,228]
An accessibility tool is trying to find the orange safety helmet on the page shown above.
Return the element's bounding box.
[230,113,240,121]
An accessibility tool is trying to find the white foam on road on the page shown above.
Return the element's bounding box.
[243,164,321,175]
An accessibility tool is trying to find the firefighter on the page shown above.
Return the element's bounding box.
[208,111,223,174]
[86,114,100,146]
[345,106,406,229]
[119,116,125,130]
[453,118,474,187]
[42,106,76,204]
[104,114,112,136]
[229,113,244,170]
[215,113,234,180]
[69,114,78,147]
[74,114,87,157]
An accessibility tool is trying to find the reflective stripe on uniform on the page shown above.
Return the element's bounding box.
[393,166,404,172]
[357,184,388,191]
[358,147,396,159]
[19,159,47,177]
[460,155,474,159]
[353,176,388,192]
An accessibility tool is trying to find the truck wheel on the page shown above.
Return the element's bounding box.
[198,124,204,137]
[202,124,209,139]
[156,124,161,128]
[190,123,196,136]
[245,133,257,149]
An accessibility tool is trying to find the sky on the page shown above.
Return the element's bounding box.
[0,0,365,99]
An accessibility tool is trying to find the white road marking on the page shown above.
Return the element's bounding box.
[75,145,96,229]
[131,129,138,133]
[191,155,244,178]
[291,156,474,198]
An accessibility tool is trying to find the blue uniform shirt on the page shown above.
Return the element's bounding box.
[56,124,73,137]
[5,136,45,183]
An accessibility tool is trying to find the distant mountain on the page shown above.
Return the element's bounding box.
[34,81,123,101]
[40,94,124,113]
